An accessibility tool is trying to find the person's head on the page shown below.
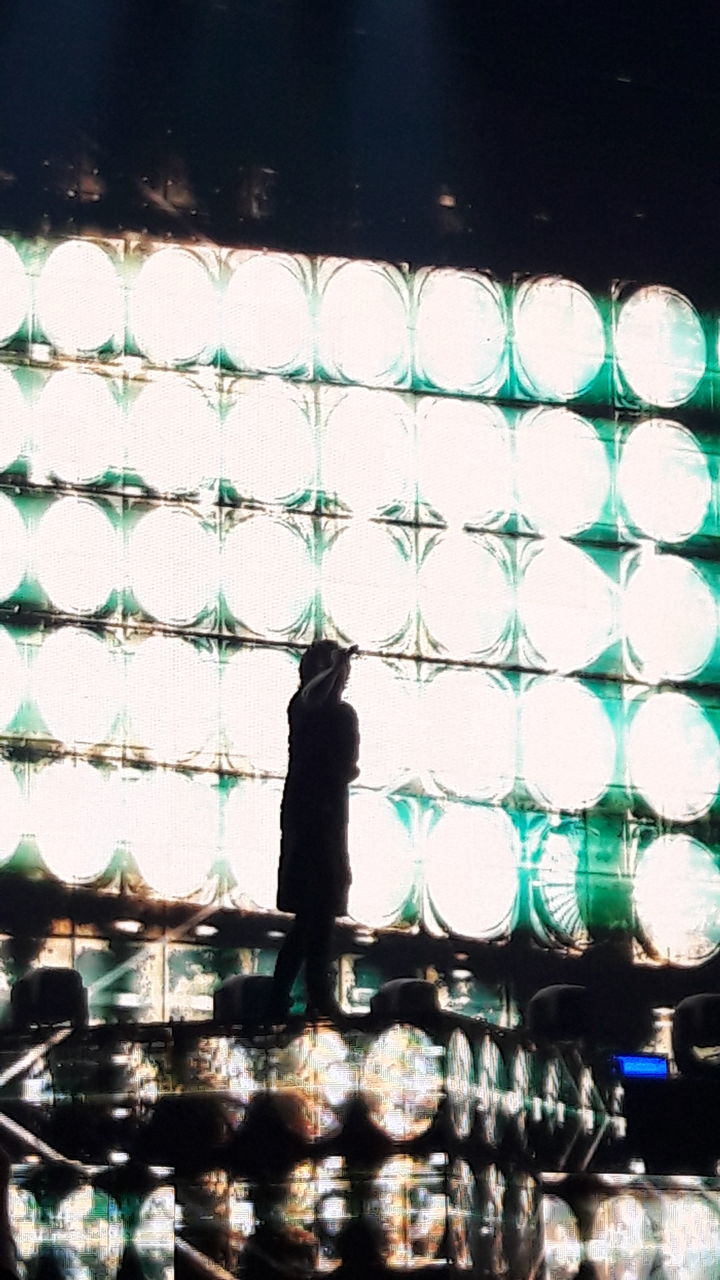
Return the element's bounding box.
[299,640,354,698]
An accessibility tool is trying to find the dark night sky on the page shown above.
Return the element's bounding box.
[0,0,719,301]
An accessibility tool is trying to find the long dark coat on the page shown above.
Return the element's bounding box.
[277,690,360,917]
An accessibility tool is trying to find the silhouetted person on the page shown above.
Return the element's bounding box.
[271,641,359,1021]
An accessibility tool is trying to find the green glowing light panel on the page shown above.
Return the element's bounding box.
[0,234,719,964]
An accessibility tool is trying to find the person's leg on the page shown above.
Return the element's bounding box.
[270,915,306,1017]
[305,906,338,1015]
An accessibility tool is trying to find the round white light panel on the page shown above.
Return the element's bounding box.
[419,532,513,657]
[129,506,217,625]
[516,408,611,536]
[628,691,720,821]
[35,498,118,615]
[127,378,218,493]
[130,247,217,366]
[347,791,416,928]
[31,760,121,883]
[320,387,412,516]
[0,627,24,730]
[35,368,122,484]
[0,367,28,473]
[32,626,120,747]
[618,420,711,543]
[518,541,616,673]
[424,803,518,939]
[223,515,314,636]
[317,260,409,387]
[322,522,414,650]
[0,493,27,603]
[127,771,218,898]
[520,677,617,811]
[223,253,312,374]
[126,635,219,763]
[514,276,606,401]
[222,645,298,774]
[36,240,123,354]
[222,379,314,505]
[624,553,716,681]
[616,286,706,407]
[223,779,284,910]
[635,834,720,966]
[0,763,25,865]
[414,268,507,393]
[417,398,513,529]
[0,238,29,345]
[422,668,516,802]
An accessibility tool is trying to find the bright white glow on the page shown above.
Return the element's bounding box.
[0,238,29,344]
[448,1160,476,1271]
[518,541,617,672]
[514,277,606,400]
[223,778,284,909]
[0,493,27,602]
[422,668,516,802]
[0,627,23,729]
[36,240,123,354]
[624,553,716,680]
[660,1191,720,1279]
[8,1186,40,1263]
[627,692,720,821]
[417,398,513,529]
[30,760,121,883]
[126,635,219,762]
[134,1187,175,1258]
[223,514,314,636]
[317,259,410,387]
[424,804,518,938]
[520,677,616,811]
[616,286,706,406]
[129,506,217,625]
[130,247,217,365]
[374,1155,446,1264]
[35,497,118,614]
[362,1026,443,1140]
[223,379,314,505]
[347,791,416,928]
[222,645,297,773]
[516,407,611,535]
[126,771,218,898]
[223,252,312,374]
[446,1029,475,1139]
[274,1029,352,1140]
[0,762,24,864]
[590,1194,654,1280]
[0,367,27,472]
[535,829,588,947]
[419,532,513,657]
[34,368,122,484]
[32,626,120,747]
[476,1049,503,1146]
[347,656,418,790]
[323,522,414,650]
[618,420,711,542]
[634,835,720,965]
[542,1196,582,1280]
[320,387,413,516]
[414,268,507,393]
[127,377,218,493]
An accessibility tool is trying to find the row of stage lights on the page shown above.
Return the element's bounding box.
[9,1163,720,1280]
[0,235,717,412]
[0,758,717,961]
[17,1022,613,1159]
[1,636,720,825]
[2,494,720,682]
[0,363,718,549]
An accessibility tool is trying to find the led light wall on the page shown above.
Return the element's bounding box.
[0,234,719,966]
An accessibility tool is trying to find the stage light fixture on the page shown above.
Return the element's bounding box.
[623,552,716,682]
[126,377,218,495]
[34,496,118,616]
[423,802,518,940]
[223,251,312,376]
[126,770,218,899]
[515,407,611,536]
[222,378,314,507]
[615,286,706,407]
[520,677,617,812]
[35,239,123,356]
[634,835,720,965]
[129,246,217,367]
[513,276,606,401]
[618,419,711,542]
[126,634,218,764]
[316,259,410,388]
[319,386,412,518]
[31,626,120,748]
[30,760,121,884]
[361,1025,443,1141]
[0,492,28,604]
[418,531,513,659]
[128,505,217,626]
[222,514,315,638]
[34,368,122,486]
[517,539,616,673]
[416,397,513,529]
[0,366,28,473]
[0,237,29,345]
[322,522,414,651]
[221,644,298,775]
[346,791,416,929]
[413,266,507,394]
[422,667,516,803]
[627,692,720,822]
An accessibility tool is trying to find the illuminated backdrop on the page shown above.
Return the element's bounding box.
[0,235,718,968]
